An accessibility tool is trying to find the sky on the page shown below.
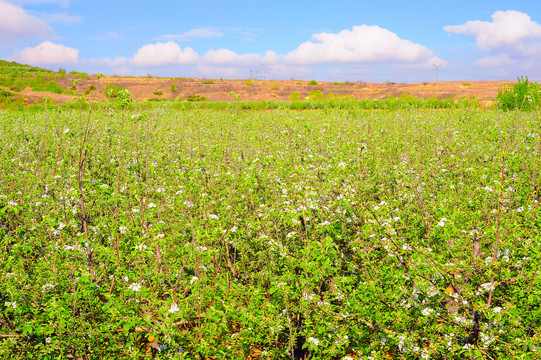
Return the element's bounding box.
[1,0,541,82]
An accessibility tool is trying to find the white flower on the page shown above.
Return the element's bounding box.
[131,208,140,213]
[45,337,52,344]
[421,308,434,316]
[190,276,198,284]
[493,307,502,313]
[168,303,179,313]
[119,226,127,234]
[42,283,55,292]
[184,200,194,208]
[147,202,156,208]
[135,244,147,251]
[5,301,17,309]
[156,187,165,193]
[128,282,142,292]
[516,207,524,213]
[307,337,320,346]
[63,128,70,134]
[57,222,65,230]
[319,220,331,226]
[208,214,219,220]
[7,201,17,206]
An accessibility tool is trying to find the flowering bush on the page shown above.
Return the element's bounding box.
[0,104,540,358]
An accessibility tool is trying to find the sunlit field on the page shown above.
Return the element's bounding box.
[1,104,540,359]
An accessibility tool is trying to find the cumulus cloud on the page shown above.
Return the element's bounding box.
[444,10,541,55]
[130,41,198,66]
[284,25,441,65]
[42,12,81,24]
[157,27,223,41]
[88,56,128,67]
[0,0,54,45]
[10,41,79,65]
[202,48,262,65]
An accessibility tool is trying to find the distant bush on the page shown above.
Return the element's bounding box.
[104,83,122,99]
[497,76,540,111]
[170,82,176,93]
[245,79,254,86]
[153,90,164,96]
[46,80,63,94]
[307,89,324,100]
[84,85,96,95]
[289,91,302,101]
[186,94,206,101]
[309,80,318,85]
[201,81,215,85]
[70,71,88,79]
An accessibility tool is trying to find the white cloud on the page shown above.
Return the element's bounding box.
[42,12,81,24]
[444,10,541,55]
[474,54,513,67]
[88,56,128,67]
[202,48,262,65]
[90,32,123,41]
[130,41,198,66]
[10,41,79,65]
[0,0,54,45]
[284,25,441,65]
[157,27,223,41]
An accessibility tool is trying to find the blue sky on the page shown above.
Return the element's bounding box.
[1,0,541,82]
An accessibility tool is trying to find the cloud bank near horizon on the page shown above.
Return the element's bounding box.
[2,4,541,81]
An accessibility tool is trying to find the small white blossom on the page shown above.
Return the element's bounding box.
[168,303,179,313]
[208,214,219,220]
[421,308,434,316]
[307,337,320,347]
[128,282,142,292]
[5,301,17,309]
[190,276,198,284]
[147,202,156,208]
[184,200,193,208]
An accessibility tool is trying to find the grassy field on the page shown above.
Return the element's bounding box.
[1,103,540,359]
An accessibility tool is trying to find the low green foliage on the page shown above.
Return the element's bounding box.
[309,80,318,85]
[201,80,215,85]
[153,90,164,96]
[289,91,302,101]
[46,80,63,94]
[497,76,541,111]
[170,82,176,93]
[104,83,122,99]
[307,89,324,100]
[185,94,207,101]
[0,104,539,358]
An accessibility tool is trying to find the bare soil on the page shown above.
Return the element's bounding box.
[15,75,514,107]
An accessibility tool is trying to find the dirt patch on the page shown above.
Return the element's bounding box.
[13,75,513,105]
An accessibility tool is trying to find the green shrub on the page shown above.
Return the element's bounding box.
[46,80,63,94]
[201,80,215,85]
[186,94,206,101]
[307,89,324,100]
[104,83,122,99]
[309,80,318,85]
[289,91,302,101]
[153,90,164,96]
[245,79,254,86]
[170,82,176,93]
[497,76,541,111]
